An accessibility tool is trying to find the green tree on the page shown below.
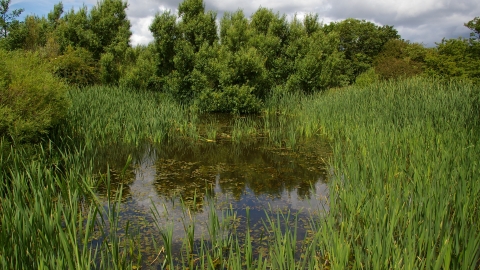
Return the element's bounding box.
[0,49,70,142]
[55,0,131,60]
[0,0,23,38]
[465,17,480,40]
[119,44,158,90]
[374,39,426,80]
[52,45,99,86]
[286,30,346,93]
[150,11,179,78]
[178,0,217,52]
[220,10,250,53]
[324,18,399,83]
[88,0,131,60]
[48,2,63,28]
[425,37,479,83]
[150,0,217,102]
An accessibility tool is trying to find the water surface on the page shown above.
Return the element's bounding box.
[93,114,331,266]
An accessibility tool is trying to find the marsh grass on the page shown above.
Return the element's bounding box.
[0,138,142,269]
[67,86,199,146]
[3,77,479,269]
[309,77,480,268]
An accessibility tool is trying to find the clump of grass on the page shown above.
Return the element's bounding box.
[67,86,199,147]
[0,138,141,269]
[311,77,480,268]
[231,117,258,143]
[204,120,219,142]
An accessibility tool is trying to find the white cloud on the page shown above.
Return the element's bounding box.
[13,0,480,46]
[129,16,155,45]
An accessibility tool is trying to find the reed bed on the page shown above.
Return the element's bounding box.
[307,77,480,268]
[67,86,199,147]
[0,139,143,269]
[2,77,479,269]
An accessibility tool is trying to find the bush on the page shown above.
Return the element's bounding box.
[100,52,120,85]
[195,84,262,114]
[51,46,99,86]
[355,67,379,87]
[119,45,158,90]
[0,49,70,142]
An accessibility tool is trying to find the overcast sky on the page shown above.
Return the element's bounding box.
[12,0,479,47]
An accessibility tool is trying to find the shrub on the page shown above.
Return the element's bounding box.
[355,67,379,87]
[0,49,70,142]
[100,52,120,85]
[195,84,262,114]
[51,46,99,86]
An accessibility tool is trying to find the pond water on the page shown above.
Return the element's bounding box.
[92,114,331,267]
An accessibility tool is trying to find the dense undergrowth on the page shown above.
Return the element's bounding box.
[1,77,479,269]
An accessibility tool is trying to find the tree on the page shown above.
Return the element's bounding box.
[150,11,179,77]
[55,0,131,60]
[48,2,64,27]
[89,0,131,60]
[220,10,250,53]
[178,0,217,52]
[374,39,425,80]
[424,17,480,84]
[465,17,480,40]
[324,18,399,83]
[0,0,23,38]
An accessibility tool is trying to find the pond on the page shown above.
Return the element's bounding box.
[92,114,331,267]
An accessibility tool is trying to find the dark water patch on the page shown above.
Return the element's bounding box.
[90,114,331,268]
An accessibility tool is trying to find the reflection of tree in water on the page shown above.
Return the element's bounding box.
[93,142,150,202]
[153,159,217,212]
[152,138,328,211]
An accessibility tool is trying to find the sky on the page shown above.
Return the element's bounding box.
[11,0,480,47]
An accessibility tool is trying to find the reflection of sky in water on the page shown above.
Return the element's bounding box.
[121,143,329,237]
[94,140,330,266]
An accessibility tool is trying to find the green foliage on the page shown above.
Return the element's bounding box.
[150,1,386,112]
[465,16,480,40]
[56,0,131,60]
[374,39,425,80]
[89,0,131,59]
[355,67,379,87]
[0,49,70,142]
[67,85,199,144]
[178,0,217,52]
[425,38,480,83]
[220,10,250,53]
[119,44,158,90]
[324,18,400,82]
[100,52,120,85]
[44,0,131,86]
[0,0,23,38]
[195,83,262,114]
[286,31,347,92]
[0,15,51,51]
[424,17,480,84]
[150,11,178,77]
[52,45,99,86]
[313,77,480,268]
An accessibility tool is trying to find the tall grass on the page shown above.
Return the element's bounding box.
[0,139,141,269]
[67,86,199,146]
[309,77,480,268]
[2,77,478,269]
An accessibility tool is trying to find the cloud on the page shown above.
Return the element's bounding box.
[129,16,155,45]
[12,0,480,46]
[125,0,478,46]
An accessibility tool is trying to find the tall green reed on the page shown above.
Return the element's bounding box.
[0,138,142,269]
[67,86,199,147]
[310,77,480,268]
